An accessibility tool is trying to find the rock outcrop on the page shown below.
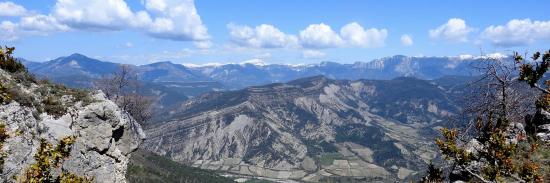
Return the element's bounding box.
[527,109,550,142]
[0,69,145,182]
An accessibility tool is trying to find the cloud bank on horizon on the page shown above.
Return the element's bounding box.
[0,0,549,64]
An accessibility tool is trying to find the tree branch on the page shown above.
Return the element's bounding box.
[465,167,493,183]
[532,83,550,94]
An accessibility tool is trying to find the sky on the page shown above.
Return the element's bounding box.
[0,0,549,65]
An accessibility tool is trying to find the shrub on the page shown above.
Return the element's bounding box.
[427,50,550,182]
[65,88,94,107]
[0,46,26,73]
[12,71,37,87]
[0,123,8,173]
[0,83,10,104]
[58,172,93,183]
[419,162,444,183]
[42,95,67,118]
[8,87,34,107]
[19,136,91,182]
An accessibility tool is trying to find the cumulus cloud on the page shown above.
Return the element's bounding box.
[0,15,69,41]
[299,23,343,48]
[340,22,387,48]
[1,0,209,42]
[142,0,209,41]
[227,23,298,48]
[53,0,136,30]
[19,15,70,33]
[302,50,326,59]
[401,34,413,46]
[0,1,28,17]
[144,0,167,12]
[482,19,550,47]
[429,18,473,42]
[226,22,388,50]
[0,21,18,40]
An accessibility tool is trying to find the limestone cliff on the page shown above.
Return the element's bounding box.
[0,68,145,182]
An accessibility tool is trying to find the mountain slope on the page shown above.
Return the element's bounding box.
[138,61,212,83]
[127,149,235,183]
[30,53,120,78]
[143,76,462,182]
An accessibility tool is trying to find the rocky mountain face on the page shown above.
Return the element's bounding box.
[143,76,464,182]
[0,68,145,182]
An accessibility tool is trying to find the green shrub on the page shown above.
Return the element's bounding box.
[0,83,10,104]
[0,46,26,73]
[19,136,92,182]
[58,172,93,183]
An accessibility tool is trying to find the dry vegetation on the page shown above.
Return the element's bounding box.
[423,50,550,182]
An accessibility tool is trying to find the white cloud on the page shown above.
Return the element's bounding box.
[400,34,413,46]
[19,15,70,33]
[143,0,167,12]
[429,18,473,42]
[0,0,209,42]
[143,0,209,41]
[53,0,135,30]
[227,23,298,48]
[482,19,550,47]
[299,23,343,48]
[194,40,212,49]
[0,15,69,41]
[302,50,326,59]
[340,22,387,48]
[0,1,27,17]
[0,21,18,40]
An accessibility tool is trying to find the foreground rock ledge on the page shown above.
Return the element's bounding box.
[0,81,145,183]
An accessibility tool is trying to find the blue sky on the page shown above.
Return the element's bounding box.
[1,0,549,65]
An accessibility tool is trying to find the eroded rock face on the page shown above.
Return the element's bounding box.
[0,70,145,182]
[144,76,462,181]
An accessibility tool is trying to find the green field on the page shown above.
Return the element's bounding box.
[318,152,344,166]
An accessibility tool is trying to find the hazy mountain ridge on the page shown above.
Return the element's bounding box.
[19,54,484,117]
[22,53,486,89]
[142,76,466,182]
[185,55,483,89]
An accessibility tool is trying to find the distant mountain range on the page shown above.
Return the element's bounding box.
[142,75,469,182]
[21,53,487,109]
[184,55,484,89]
